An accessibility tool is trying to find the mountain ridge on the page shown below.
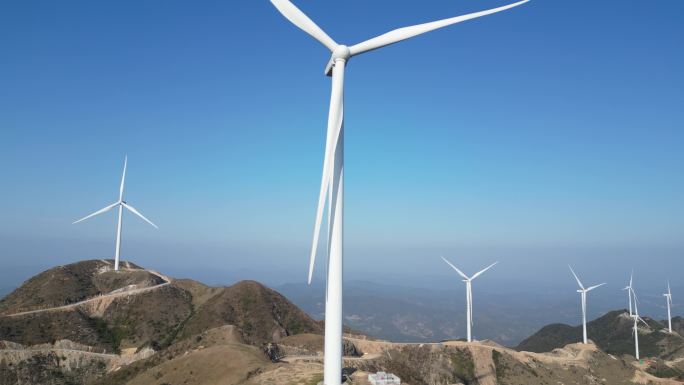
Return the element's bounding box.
[516,310,684,360]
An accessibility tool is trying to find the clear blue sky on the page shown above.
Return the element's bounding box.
[1,1,682,294]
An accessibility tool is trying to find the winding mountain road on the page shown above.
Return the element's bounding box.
[0,269,171,318]
[0,348,117,358]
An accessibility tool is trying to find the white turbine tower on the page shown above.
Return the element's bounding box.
[569,266,605,344]
[664,281,673,333]
[631,288,649,360]
[73,156,158,271]
[268,1,529,383]
[441,257,498,342]
[622,270,634,316]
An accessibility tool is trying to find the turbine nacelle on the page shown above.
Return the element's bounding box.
[325,45,352,76]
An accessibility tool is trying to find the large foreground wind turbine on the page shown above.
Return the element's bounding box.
[442,257,497,342]
[622,270,634,316]
[569,266,605,344]
[664,281,673,333]
[73,156,158,271]
[269,1,529,383]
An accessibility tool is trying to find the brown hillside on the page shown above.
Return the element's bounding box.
[0,259,163,315]
[180,280,323,345]
[0,263,322,356]
[0,283,193,353]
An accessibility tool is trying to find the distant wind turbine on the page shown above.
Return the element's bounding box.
[569,266,605,344]
[622,270,634,316]
[441,257,498,342]
[268,0,530,383]
[664,281,673,333]
[631,287,649,360]
[73,156,158,270]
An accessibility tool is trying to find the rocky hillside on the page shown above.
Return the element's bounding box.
[240,337,683,385]
[516,310,684,360]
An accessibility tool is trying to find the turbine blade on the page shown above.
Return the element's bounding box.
[586,283,606,292]
[632,288,640,304]
[349,0,529,57]
[270,0,337,51]
[471,261,498,280]
[629,270,633,287]
[632,289,640,316]
[440,256,469,280]
[638,316,649,327]
[119,155,127,201]
[73,202,119,224]
[121,202,158,229]
[568,265,584,290]
[308,61,345,285]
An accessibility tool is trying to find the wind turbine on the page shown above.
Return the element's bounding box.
[631,288,649,360]
[622,270,634,316]
[664,281,673,333]
[269,1,529,383]
[441,257,497,342]
[569,266,605,344]
[73,156,158,271]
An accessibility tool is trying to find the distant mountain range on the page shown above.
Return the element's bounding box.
[277,279,629,346]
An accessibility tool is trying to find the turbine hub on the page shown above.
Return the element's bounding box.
[331,45,351,61]
[324,45,351,76]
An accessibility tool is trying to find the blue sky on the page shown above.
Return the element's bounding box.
[1,0,683,297]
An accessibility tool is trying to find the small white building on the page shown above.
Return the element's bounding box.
[368,371,401,385]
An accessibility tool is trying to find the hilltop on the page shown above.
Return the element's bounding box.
[0,259,164,315]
